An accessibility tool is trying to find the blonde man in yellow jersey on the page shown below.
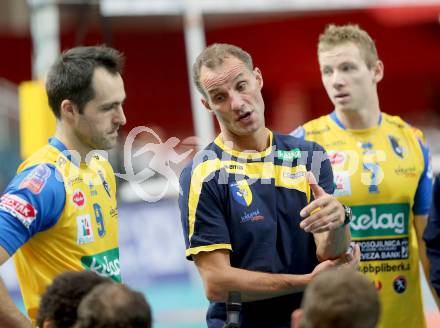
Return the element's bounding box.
[0,46,126,327]
[292,24,438,327]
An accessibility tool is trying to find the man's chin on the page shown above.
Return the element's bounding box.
[91,142,115,152]
[336,106,357,113]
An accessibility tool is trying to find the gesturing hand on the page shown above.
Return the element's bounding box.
[311,243,361,277]
[299,172,345,233]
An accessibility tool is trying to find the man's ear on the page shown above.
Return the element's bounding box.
[254,67,264,89]
[291,309,303,328]
[59,99,77,122]
[201,98,213,113]
[373,60,384,84]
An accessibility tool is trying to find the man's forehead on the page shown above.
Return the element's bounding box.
[201,58,249,92]
[91,69,125,103]
[319,43,363,63]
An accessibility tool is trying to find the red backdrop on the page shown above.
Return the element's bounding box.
[1,8,439,138]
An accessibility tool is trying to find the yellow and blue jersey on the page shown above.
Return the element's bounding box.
[295,112,432,328]
[179,130,334,328]
[0,137,120,325]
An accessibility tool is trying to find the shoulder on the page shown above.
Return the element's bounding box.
[382,113,427,145]
[274,131,326,153]
[18,164,65,199]
[180,142,219,181]
[290,115,332,140]
[382,113,409,129]
[302,115,332,133]
[18,144,60,173]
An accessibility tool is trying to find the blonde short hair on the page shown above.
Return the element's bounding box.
[318,24,379,68]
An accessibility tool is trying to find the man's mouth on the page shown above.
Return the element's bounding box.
[237,112,252,121]
[334,93,350,100]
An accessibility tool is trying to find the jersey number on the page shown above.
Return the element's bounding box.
[93,203,106,238]
[363,163,380,193]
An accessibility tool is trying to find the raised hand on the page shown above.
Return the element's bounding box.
[299,172,345,233]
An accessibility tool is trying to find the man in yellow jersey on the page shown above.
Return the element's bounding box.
[0,45,126,326]
[292,24,437,327]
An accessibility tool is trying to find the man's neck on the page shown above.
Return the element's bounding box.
[335,107,381,130]
[54,124,91,164]
[221,128,269,153]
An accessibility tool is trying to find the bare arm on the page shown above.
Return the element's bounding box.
[0,246,32,328]
[414,214,440,310]
[194,248,359,302]
[300,173,351,260]
[313,225,351,261]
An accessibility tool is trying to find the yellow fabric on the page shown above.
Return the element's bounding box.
[303,113,426,328]
[13,144,120,325]
[18,81,56,159]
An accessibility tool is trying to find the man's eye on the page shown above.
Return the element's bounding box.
[214,95,225,102]
[322,68,332,75]
[342,65,355,72]
[237,82,247,91]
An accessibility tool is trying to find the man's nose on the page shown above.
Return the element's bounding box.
[332,71,346,89]
[230,91,245,111]
[114,105,127,126]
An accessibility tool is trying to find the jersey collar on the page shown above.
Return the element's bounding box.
[48,137,80,167]
[214,129,273,160]
[329,111,382,130]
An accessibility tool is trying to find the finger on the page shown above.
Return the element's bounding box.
[300,210,329,231]
[300,196,333,218]
[351,244,361,262]
[343,245,361,270]
[303,211,341,233]
[300,200,338,228]
[333,253,352,266]
[307,171,326,198]
[309,212,342,233]
[310,223,333,233]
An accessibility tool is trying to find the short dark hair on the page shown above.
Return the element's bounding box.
[37,271,111,328]
[299,268,380,328]
[46,45,125,118]
[76,283,152,328]
[192,43,253,98]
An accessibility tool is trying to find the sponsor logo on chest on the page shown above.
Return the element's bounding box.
[328,151,346,166]
[230,180,253,207]
[358,237,409,261]
[333,171,352,197]
[388,135,405,159]
[71,189,86,208]
[76,214,94,244]
[240,208,265,223]
[97,170,111,198]
[350,204,409,238]
[81,248,121,282]
[276,148,302,161]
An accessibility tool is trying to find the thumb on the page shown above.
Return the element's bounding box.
[306,171,325,198]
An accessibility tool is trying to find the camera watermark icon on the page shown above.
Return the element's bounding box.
[116,126,193,202]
